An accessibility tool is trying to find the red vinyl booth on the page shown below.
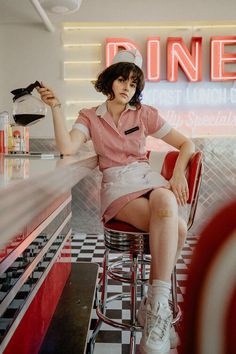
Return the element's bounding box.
[180,198,236,354]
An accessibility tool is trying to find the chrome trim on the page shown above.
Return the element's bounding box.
[129,333,136,354]
[187,163,204,230]
[88,250,109,351]
[130,255,138,324]
[107,256,151,283]
[0,213,71,317]
[0,228,71,352]
[104,229,150,253]
[0,195,72,274]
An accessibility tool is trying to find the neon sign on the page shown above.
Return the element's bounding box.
[106,36,236,82]
[211,37,236,81]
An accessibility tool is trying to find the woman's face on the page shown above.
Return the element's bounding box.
[111,73,137,105]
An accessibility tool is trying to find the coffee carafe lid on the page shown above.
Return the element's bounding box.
[11,80,41,101]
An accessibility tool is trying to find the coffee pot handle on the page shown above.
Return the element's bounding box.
[25,81,42,93]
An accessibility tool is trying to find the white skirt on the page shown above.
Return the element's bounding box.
[100,161,170,217]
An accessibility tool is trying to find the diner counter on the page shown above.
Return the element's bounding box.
[0,151,98,354]
[0,152,98,250]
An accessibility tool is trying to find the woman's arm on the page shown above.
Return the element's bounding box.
[37,83,86,155]
[161,128,195,206]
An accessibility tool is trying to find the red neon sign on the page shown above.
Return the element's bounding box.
[167,37,202,82]
[147,37,161,81]
[211,36,236,81]
[106,36,236,82]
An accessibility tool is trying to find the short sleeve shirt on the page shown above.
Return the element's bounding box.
[73,102,171,171]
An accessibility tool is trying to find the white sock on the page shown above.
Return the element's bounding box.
[151,279,171,306]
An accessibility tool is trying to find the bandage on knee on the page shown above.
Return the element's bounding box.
[156,209,173,217]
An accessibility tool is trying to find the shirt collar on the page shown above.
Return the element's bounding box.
[96,101,136,118]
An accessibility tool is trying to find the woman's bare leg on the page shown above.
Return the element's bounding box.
[148,188,178,282]
[175,216,187,263]
[149,216,187,282]
[115,194,187,281]
[115,188,178,282]
[115,192,186,352]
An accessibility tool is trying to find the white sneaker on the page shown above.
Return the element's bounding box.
[137,297,180,349]
[139,301,172,354]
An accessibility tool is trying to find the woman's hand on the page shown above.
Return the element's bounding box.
[169,172,189,206]
[36,82,60,108]
[161,128,195,206]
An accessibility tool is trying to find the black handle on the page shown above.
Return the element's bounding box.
[25,80,42,93]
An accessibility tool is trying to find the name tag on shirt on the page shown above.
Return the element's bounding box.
[124,126,139,135]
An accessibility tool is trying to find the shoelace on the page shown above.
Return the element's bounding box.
[146,309,172,342]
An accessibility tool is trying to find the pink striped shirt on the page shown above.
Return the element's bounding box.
[73,102,171,171]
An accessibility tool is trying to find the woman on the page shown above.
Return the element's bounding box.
[38,49,195,354]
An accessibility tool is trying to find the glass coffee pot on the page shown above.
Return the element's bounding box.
[11,81,46,126]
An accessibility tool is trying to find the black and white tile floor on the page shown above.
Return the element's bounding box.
[70,233,198,354]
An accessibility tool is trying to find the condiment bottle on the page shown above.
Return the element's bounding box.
[0,111,9,153]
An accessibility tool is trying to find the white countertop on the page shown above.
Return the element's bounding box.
[0,152,97,189]
[0,152,98,249]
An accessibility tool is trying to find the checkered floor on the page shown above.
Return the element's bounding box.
[70,233,198,354]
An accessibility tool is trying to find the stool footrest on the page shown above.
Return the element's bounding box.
[107,269,150,284]
[107,255,151,283]
[96,294,182,331]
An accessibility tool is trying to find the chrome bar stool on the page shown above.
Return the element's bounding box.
[89,151,203,354]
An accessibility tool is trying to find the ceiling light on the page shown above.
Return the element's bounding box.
[39,0,83,14]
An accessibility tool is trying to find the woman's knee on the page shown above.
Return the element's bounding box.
[149,188,178,216]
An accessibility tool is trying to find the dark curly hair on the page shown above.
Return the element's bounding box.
[94,62,145,109]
